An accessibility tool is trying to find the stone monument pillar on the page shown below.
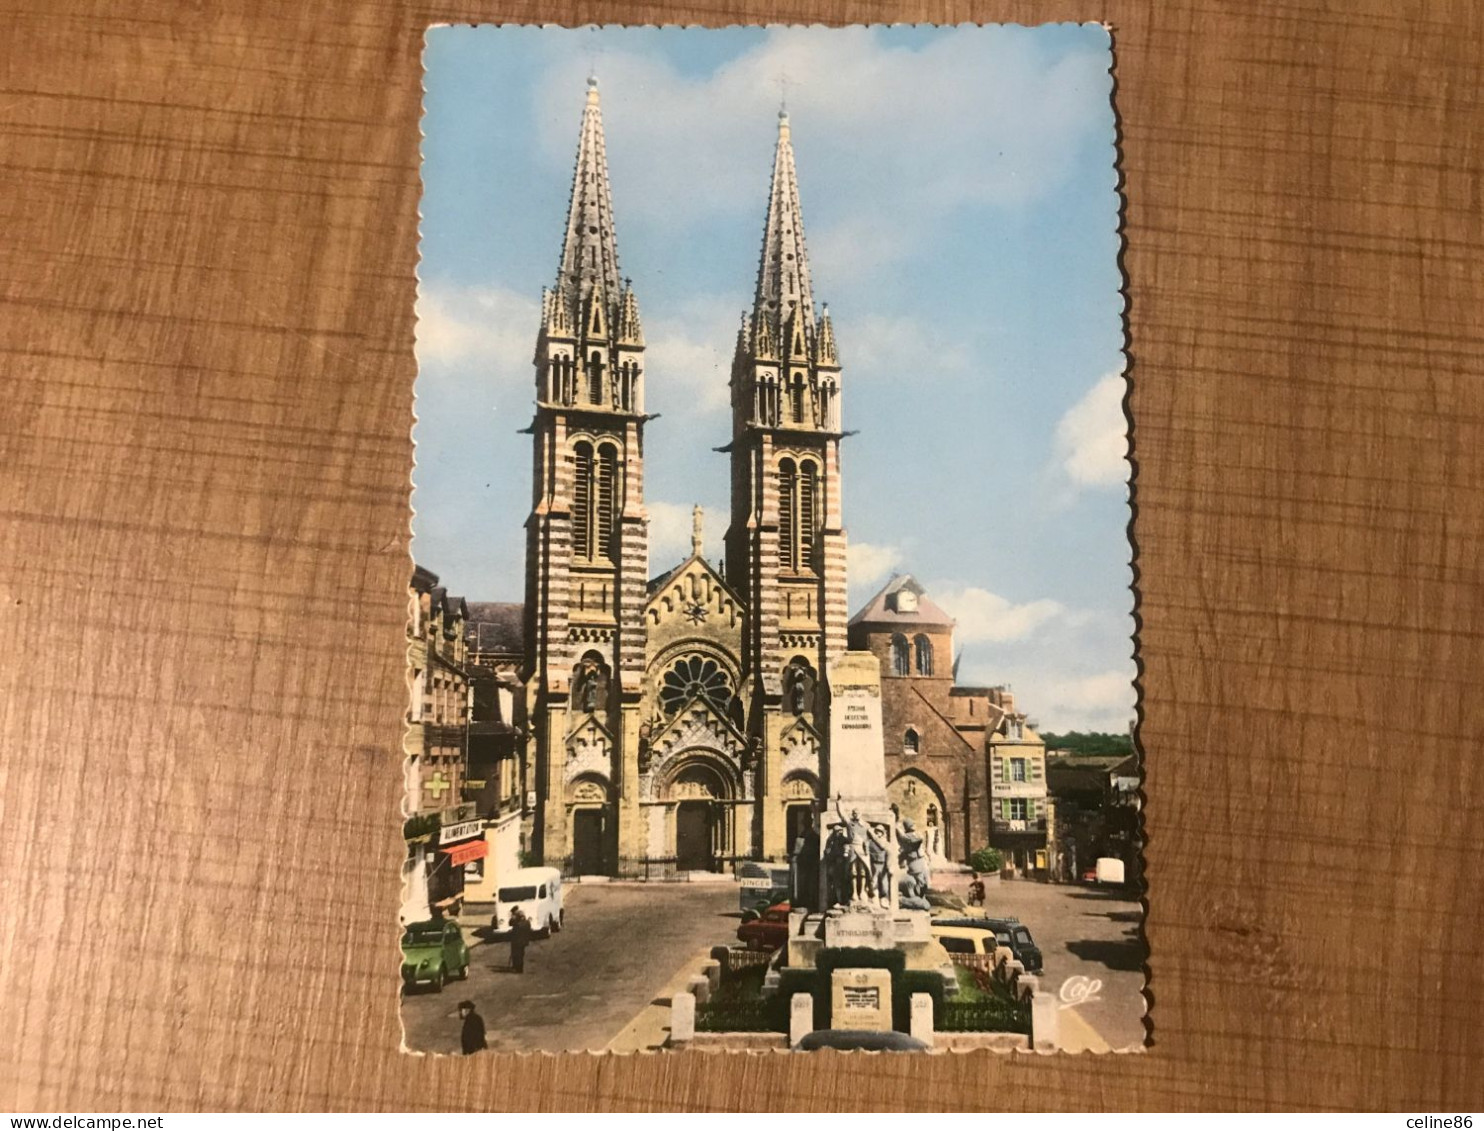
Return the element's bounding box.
[775,650,950,1003]
[819,652,898,919]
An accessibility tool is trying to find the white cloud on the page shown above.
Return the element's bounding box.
[930,584,1064,644]
[414,283,539,380]
[416,282,737,424]
[1055,371,1128,490]
[923,579,1135,732]
[532,27,1112,281]
[643,296,739,419]
[647,498,725,571]
[847,541,905,590]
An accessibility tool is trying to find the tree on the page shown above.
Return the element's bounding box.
[968,846,1003,873]
[1039,731,1132,757]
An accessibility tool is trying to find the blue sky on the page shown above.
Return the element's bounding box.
[415,25,1133,733]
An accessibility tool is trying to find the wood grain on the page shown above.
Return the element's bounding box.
[3,0,1482,1112]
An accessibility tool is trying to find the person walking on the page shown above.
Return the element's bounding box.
[508,906,533,974]
[458,1000,486,1055]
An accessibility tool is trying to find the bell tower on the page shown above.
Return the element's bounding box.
[524,78,649,874]
[724,111,849,859]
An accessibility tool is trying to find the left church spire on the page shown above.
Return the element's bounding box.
[540,77,644,408]
[546,76,630,339]
[525,79,650,874]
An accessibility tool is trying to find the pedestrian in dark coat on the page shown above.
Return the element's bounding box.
[458,1000,486,1055]
[509,907,533,974]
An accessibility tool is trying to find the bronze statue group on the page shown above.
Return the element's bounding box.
[815,797,933,912]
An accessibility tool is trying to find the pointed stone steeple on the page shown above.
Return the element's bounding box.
[552,76,623,332]
[751,110,816,356]
[617,280,644,346]
[726,107,850,783]
[815,304,838,367]
[524,79,650,876]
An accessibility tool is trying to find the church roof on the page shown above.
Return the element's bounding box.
[645,553,746,613]
[554,78,623,317]
[848,574,956,629]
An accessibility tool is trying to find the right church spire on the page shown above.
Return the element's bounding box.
[733,110,842,433]
[752,110,816,356]
[726,109,850,804]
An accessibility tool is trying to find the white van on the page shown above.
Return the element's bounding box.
[492,866,564,937]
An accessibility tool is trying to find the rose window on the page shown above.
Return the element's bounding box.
[659,655,733,716]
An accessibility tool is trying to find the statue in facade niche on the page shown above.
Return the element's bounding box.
[784,659,814,716]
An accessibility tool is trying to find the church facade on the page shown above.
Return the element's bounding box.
[514,81,1034,878]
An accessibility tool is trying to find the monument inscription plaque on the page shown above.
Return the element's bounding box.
[830,968,893,1031]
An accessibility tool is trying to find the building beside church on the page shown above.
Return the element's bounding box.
[491,80,1046,878]
[402,565,485,920]
[848,574,1048,873]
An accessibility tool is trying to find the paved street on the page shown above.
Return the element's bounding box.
[940,875,1147,1051]
[401,877,1145,1054]
[400,883,739,1055]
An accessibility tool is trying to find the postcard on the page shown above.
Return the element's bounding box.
[404,24,1141,1055]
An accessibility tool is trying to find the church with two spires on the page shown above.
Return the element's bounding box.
[512,80,1045,878]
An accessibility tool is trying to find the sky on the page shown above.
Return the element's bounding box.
[415,25,1134,734]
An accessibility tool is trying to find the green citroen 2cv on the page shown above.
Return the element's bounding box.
[400,919,470,992]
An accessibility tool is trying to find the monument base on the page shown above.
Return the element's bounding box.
[782,907,956,990]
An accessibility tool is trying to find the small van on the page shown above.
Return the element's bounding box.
[492,866,564,937]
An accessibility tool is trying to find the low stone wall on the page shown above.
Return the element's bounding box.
[686,1032,791,1051]
[935,1031,1031,1052]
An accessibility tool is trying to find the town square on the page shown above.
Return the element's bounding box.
[405,25,1139,1054]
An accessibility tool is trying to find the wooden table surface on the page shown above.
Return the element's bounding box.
[3,0,1482,1112]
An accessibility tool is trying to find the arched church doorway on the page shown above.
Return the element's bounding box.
[666,759,733,873]
[676,801,715,872]
[568,775,613,876]
[572,808,609,874]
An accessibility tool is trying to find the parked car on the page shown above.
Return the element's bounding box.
[983,917,1043,974]
[933,916,1043,973]
[736,901,791,950]
[400,919,469,992]
[491,866,564,937]
[796,1029,929,1052]
[930,923,998,957]
[740,887,791,922]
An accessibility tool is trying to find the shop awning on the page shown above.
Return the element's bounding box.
[439,839,488,867]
